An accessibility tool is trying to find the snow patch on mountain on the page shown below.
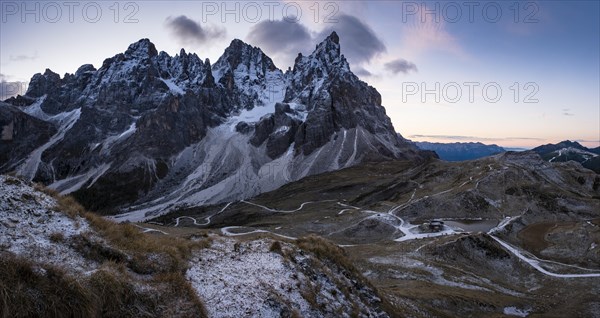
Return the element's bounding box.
[112,125,395,222]
[49,163,112,194]
[16,107,81,181]
[21,95,51,121]
[98,117,139,156]
[160,78,185,95]
[551,147,597,159]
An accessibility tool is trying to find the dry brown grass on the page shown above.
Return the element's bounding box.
[299,281,322,309]
[0,252,93,318]
[269,240,283,255]
[152,272,208,317]
[33,182,60,197]
[48,232,65,243]
[2,183,210,317]
[295,235,400,318]
[82,212,203,274]
[3,176,21,185]
[296,235,358,276]
[88,263,207,317]
[33,183,207,274]
[55,195,87,218]
[0,254,208,318]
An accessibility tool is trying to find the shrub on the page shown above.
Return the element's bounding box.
[269,241,283,255]
[49,232,65,243]
[3,177,21,185]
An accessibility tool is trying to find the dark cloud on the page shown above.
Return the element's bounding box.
[385,58,417,75]
[246,14,386,69]
[0,74,27,101]
[165,15,225,46]
[246,19,312,60]
[353,66,373,77]
[318,14,386,65]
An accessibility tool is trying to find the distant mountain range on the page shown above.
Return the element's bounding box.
[532,140,600,173]
[412,140,600,174]
[413,141,505,161]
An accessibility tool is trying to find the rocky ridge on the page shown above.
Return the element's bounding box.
[0,32,428,220]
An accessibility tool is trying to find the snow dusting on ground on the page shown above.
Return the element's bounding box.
[186,236,387,318]
[503,306,531,317]
[0,175,96,273]
[187,238,312,317]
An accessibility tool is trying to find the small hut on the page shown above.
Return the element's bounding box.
[429,221,444,232]
[418,220,445,233]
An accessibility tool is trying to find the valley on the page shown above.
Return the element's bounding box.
[142,151,600,317]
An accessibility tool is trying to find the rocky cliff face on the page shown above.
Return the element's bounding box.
[0,32,427,220]
[0,102,56,169]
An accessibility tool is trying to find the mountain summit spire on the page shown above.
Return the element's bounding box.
[125,38,158,58]
[328,31,340,44]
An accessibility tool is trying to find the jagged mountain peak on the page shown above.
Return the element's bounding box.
[124,38,158,59]
[328,31,340,44]
[74,64,96,76]
[211,38,283,108]
[228,38,251,48]
[226,38,268,55]
[286,31,355,105]
[314,31,341,56]
[556,140,585,148]
[291,31,350,77]
[531,140,599,173]
[223,38,270,61]
[42,68,60,77]
[533,140,590,153]
[214,38,278,77]
[26,69,62,97]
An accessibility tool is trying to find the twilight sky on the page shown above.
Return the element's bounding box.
[1,0,598,148]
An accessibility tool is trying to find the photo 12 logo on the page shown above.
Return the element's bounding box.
[0,81,28,100]
[1,1,140,23]
[401,1,540,23]
[197,1,339,23]
[402,82,540,104]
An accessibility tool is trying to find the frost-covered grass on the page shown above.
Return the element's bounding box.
[187,238,312,317]
[187,235,390,318]
[0,175,209,317]
[1,175,94,273]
